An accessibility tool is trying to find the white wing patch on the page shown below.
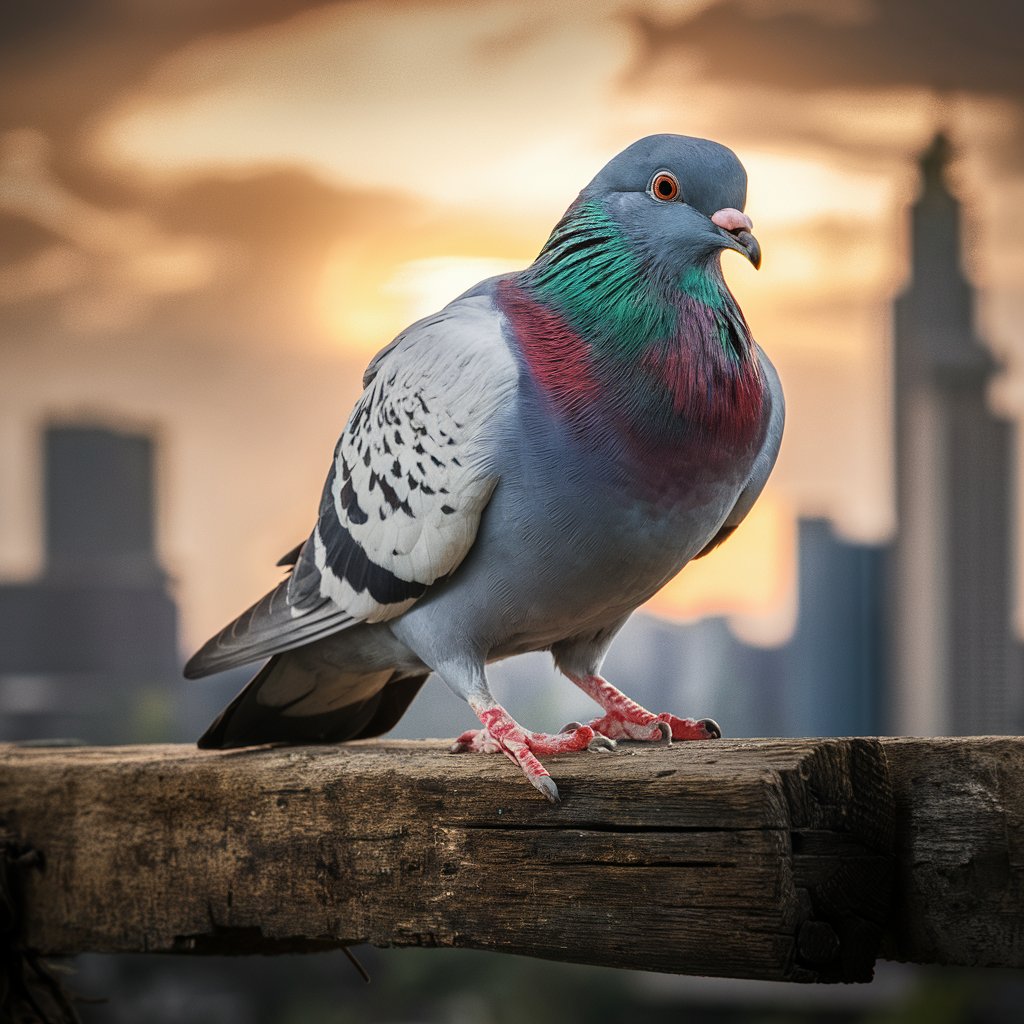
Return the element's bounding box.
[307,293,517,624]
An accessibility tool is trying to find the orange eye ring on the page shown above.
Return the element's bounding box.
[651,172,681,202]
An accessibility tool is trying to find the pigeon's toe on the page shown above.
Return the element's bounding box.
[453,706,622,802]
[654,712,723,741]
[450,727,502,754]
[561,720,616,750]
[533,775,561,804]
[698,718,722,739]
[651,720,672,745]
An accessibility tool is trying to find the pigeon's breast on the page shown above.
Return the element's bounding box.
[403,383,758,655]
[498,275,767,508]
[389,378,766,664]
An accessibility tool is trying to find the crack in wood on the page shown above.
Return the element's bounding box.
[3,738,1022,980]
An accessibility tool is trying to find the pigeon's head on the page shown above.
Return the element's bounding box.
[579,134,761,272]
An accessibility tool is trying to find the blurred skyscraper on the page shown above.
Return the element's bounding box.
[889,135,1023,736]
[0,424,181,742]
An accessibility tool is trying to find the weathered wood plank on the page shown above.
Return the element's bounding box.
[880,737,1024,968]
[0,738,892,983]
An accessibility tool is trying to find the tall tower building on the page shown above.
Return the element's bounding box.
[0,423,181,742]
[889,135,1020,735]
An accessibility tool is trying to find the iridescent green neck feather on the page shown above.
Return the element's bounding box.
[503,198,764,458]
[518,199,748,364]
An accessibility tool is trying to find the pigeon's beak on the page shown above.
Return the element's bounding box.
[729,229,761,270]
[711,208,762,270]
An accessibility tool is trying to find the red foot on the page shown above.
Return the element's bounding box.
[450,704,614,803]
[566,674,722,743]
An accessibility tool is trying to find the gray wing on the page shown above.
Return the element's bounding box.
[185,293,518,678]
[694,344,785,558]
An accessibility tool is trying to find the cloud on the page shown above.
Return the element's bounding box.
[632,0,1024,99]
[88,1,641,216]
[0,0,346,176]
[625,0,1024,177]
[0,129,225,333]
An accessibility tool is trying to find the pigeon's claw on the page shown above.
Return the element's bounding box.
[565,673,723,745]
[698,717,722,739]
[533,775,561,804]
[651,720,672,744]
[452,704,612,801]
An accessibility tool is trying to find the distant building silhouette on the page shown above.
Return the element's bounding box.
[0,424,181,742]
[779,519,885,736]
[889,134,1022,735]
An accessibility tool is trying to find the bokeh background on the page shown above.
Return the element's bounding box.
[2,1,1023,1020]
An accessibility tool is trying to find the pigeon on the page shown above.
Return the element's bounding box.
[186,134,784,803]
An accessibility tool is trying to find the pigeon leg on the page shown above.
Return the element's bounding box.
[563,672,721,743]
[450,700,614,803]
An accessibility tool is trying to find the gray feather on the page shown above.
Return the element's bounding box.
[183,578,354,679]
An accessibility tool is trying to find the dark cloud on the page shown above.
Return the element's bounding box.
[0,212,63,263]
[632,0,1024,99]
[0,0,339,57]
[626,0,1024,177]
[0,0,341,180]
[0,161,419,359]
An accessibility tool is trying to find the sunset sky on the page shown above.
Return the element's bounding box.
[1,0,1023,652]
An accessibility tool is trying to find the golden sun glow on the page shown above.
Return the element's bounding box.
[317,243,407,358]
[318,246,531,357]
[384,256,521,322]
[19,0,1001,647]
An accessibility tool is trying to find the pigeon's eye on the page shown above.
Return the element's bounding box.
[650,172,681,202]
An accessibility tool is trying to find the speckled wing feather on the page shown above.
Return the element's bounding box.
[184,294,517,678]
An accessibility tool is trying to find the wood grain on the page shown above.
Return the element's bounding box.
[0,738,895,983]
[880,737,1024,968]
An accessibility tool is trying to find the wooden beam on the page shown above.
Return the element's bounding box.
[880,737,1024,968]
[0,737,1021,983]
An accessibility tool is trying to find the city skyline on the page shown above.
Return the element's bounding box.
[4,132,1019,746]
[3,2,1023,653]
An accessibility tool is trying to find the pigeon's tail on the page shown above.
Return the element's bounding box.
[197,654,429,749]
[184,577,356,680]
